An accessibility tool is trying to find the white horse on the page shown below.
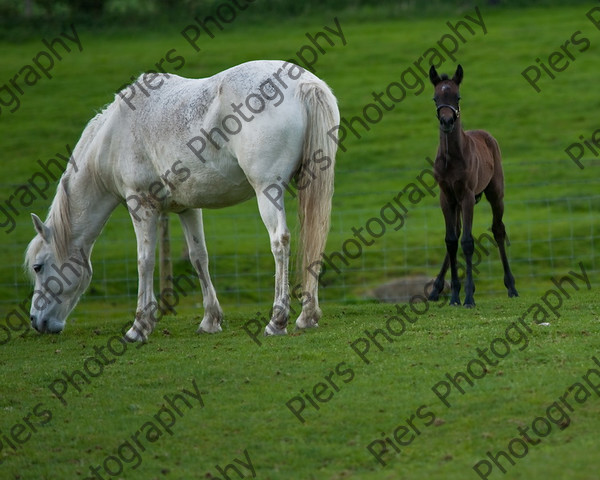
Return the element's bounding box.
[24,60,339,341]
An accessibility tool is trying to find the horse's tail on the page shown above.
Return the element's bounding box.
[295,79,339,294]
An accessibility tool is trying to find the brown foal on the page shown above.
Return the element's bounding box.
[427,64,518,307]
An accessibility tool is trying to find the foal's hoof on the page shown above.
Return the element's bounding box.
[264,322,287,336]
[508,289,519,298]
[463,295,476,308]
[428,291,440,301]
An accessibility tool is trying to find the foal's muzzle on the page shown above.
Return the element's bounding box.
[436,104,460,133]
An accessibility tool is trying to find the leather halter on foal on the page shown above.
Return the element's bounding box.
[435,103,461,166]
[436,103,460,120]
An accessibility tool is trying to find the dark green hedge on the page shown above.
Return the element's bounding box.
[0,0,592,34]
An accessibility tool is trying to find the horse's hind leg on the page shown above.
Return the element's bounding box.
[178,209,224,333]
[255,193,291,336]
[485,188,518,298]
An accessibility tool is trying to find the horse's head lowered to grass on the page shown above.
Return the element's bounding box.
[25,212,92,334]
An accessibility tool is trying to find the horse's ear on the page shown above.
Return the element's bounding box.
[453,64,463,85]
[429,65,442,86]
[31,213,51,242]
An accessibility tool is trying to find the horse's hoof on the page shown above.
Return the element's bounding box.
[508,289,519,298]
[123,327,148,343]
[197,313,223,333]
[428,292,440,301]
[264,322,287,336]
[296,320,319,330]
[197,324,222,334]
[295,307,322,330]
[464,303,476,309]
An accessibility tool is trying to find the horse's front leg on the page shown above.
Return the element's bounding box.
[124,207,160,342]
[461,192,476,307]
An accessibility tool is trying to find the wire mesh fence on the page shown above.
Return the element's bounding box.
[2,178,597,323]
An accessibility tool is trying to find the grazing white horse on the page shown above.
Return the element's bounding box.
[24,60,339,341]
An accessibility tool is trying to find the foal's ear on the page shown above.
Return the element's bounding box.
[31,213,51,243]
[429,65,442,86]
[453,64,463,85]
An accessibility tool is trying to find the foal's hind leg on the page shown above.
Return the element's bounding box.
[255,193,291,336]
[460,193,477,307]
[428,254,449,301]
[485,191,519,297]
[178,209,224,333]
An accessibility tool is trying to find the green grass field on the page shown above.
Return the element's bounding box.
[1,2,599,479]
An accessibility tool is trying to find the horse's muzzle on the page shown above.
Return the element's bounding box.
[31,315,64,334]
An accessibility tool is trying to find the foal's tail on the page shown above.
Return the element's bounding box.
[295,80,340,293]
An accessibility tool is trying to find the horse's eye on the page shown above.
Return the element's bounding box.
[33,264,42,273]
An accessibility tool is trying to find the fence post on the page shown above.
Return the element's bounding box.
[158,212,175,313]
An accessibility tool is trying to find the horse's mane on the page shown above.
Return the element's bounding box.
[24,101,117,275]
[24,171,74,277]
[440,74,449,81]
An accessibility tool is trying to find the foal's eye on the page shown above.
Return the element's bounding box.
[33,264,43,274]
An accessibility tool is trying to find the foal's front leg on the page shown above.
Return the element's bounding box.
[430,196,461,305]
[444,202,462,306]
[124,209,160,342]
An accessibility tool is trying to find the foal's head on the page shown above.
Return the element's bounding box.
[429,64,463,133]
